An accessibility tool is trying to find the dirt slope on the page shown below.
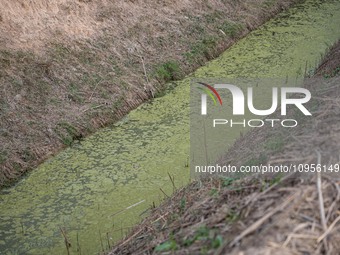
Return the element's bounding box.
[108,41,340,255]
[0,0,300,187]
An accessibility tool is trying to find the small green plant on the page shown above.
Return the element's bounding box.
[184,226,210,246]
[323,66,340,78]
[185,37,217,62]
[54,122,80,146]
[211,235,223,249]
[209,188,219,197]
[221,177,236,187]
[226,210,239,223]
[180,197,186,212]
[184,226,223,249]
[154,60,180,82]
[155,238,177,252]
[269,173,283,186]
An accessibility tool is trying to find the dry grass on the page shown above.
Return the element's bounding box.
[0,0,267,51]
[0,0,99,51]
[0,0,300,186]
[108,176,340,254]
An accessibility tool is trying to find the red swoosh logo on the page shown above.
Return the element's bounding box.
[198,82,223,105]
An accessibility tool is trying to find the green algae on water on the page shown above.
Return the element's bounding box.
[1,0,340,253]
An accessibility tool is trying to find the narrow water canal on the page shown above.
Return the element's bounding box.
[1,0,340,254]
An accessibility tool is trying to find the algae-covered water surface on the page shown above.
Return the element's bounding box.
[1,0,340,254]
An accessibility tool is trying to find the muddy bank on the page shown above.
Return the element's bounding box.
[0,0,300,187]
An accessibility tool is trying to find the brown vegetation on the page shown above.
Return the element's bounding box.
[0,0,301,187]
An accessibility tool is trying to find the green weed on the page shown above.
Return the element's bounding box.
[180,197,186,212]
[155,236,177,252]
[219,21,243,38]
[221,177,236,187]
[153,60,181,82]
[183,226,223,249]
[185,37,217,62]
[226,210,239,223]
[209,188,219,197]
[54,122,80,146]
[323,66,340,78]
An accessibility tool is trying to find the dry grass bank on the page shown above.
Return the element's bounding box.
[108,42,340,254]
[0,0,300,186]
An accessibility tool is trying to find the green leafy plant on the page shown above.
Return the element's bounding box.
[154,60,180,82]
[154,239,177,252]
[221,177,236,187]
[209,188,219,197]
[226,210,239,223]
[180,197,186,212]
[185,36,217,62]
[184,226,223,249]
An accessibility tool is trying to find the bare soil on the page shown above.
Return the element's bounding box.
[108,41,340,255]
[0,0,301,187]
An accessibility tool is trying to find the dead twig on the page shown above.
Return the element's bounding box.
[168,172,176,192]
[283,222,311,247]
[242,172,294,214]
[118,228,143,248]
[160,188,170,198]
[317,214,340,243]
[112,200,145,217]
[315,150,329,253]
[60,227,71,255]
[316,150,327,232]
